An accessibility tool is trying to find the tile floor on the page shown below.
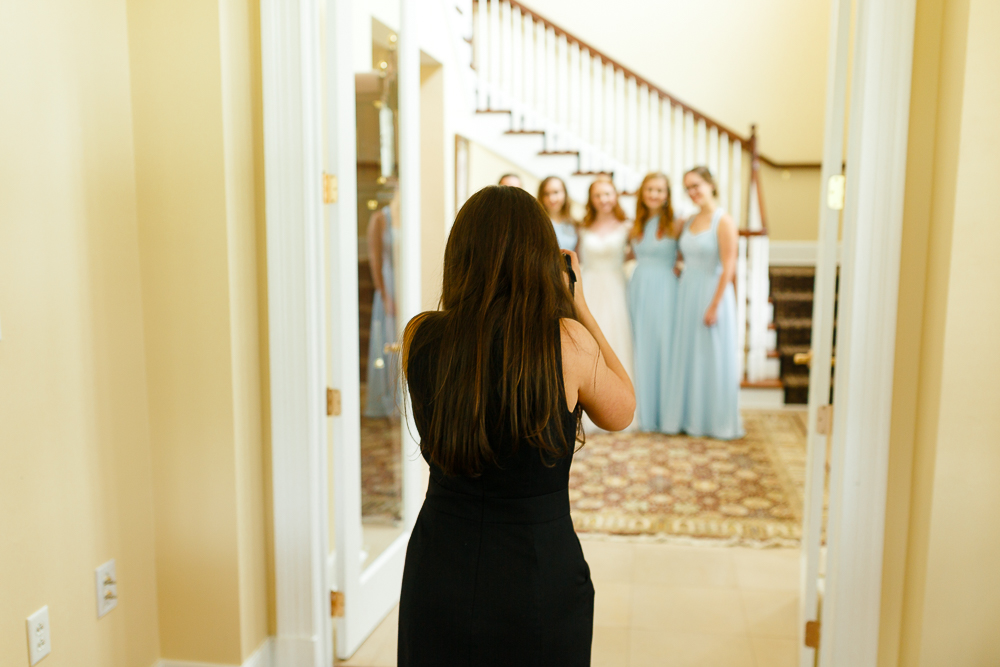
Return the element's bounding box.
[338,538,800,667]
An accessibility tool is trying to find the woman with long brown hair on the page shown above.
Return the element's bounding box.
[537,175,578,251]
[627,172,680,431]
[661,166,744,439]
[397,186,634,666]
[578,176,634,431]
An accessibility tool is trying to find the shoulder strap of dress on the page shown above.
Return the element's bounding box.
[683,214,696,233]
[710,208,724,233]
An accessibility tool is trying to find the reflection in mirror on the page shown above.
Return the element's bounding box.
[356,21,405,568]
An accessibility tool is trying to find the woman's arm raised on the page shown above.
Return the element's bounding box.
[560,250,635,431]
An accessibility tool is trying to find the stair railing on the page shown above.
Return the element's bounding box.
[467,0,777,385]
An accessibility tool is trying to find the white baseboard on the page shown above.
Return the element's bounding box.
[769,240,843,267]
[157,638,274,667]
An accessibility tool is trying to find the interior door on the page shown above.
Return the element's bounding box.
[799,0,852,664]
[324,0,424,659]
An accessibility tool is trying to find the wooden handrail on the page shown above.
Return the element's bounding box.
[474,0,820,170]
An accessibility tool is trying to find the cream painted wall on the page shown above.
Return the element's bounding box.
[758,165,822,241]
[522,0,829,165]
[0,1,161,666]
[468,141,542,200]
[882,0,1000,664]
[126,0,269,663]
[421,63,448,311]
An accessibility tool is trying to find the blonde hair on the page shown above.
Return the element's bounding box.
[582,176,627,227]
[630,172,675,241]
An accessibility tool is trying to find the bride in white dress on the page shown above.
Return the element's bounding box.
[579,177,635,432]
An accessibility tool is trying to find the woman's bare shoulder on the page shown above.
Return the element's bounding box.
[560,318,598,361]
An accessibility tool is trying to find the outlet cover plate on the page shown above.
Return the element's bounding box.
[26,606,51,665]
[95,559,118,618]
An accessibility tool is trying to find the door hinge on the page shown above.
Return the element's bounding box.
[331,591,345,617]
[323,173,338,204]
[327,388,341,416]
[805,620,821,649]
[816,404,834,436]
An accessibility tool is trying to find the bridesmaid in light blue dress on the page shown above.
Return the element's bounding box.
[537,176,579,251]
[627,173,680,431]
[365,205,399,418]
[661,167,744,439]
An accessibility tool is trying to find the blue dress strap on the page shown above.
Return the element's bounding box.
[710,208,724,233]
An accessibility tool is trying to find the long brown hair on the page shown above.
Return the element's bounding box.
[401,186,580,476]
[537,176,574,223]
[630,172,675,241]
[582,176,627,227]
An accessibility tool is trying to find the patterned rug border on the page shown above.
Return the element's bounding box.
[575,530,800,550]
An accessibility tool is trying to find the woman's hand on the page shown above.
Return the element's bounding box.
[674,259,684,278]
[561,250,588,314]
[703,304,718,327]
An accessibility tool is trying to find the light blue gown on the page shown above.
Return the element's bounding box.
[553,220,579,252]
[627,216,678,432]
[661,209,744,439]
[365,207,399,418]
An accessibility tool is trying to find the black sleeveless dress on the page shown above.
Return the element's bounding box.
[398,321,594,666]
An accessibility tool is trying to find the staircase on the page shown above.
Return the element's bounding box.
[770,267,839,404]
[450,0,784,391]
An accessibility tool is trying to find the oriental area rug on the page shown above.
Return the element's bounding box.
[360,417,403,523]
[569,410,808,547]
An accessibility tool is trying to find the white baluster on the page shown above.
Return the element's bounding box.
[510,5,522,129]
[590,54,602,165]
[683,111,695,171]
[545,29,562,129]
[673,105,685,210]
[696,117,707,166]
[475,0,488,109]
[718,133,730,213]
[581,49,591,155]
[730,140,742,229]
[637,83,649,177]
[499,1,510,103]
[535,20,545,122]
[707,125,719,178]
[569,42,581,142]
[558,34,570,145]
[521,12,534,127]
[648,90,660,173]
[489,0,501,107]
[660,98,671,179]
[615,68,626,164]
[625,76,637,175]
[604,62,615,160]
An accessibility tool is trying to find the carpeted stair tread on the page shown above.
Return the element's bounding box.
[772,290,814,302]
[774,317,813,329]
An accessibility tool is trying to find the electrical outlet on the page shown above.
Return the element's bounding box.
[95,560,118,618]
[25,606,51,665]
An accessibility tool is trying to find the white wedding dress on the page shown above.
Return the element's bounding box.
[579,224,635,433]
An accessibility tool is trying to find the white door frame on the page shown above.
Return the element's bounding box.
[260,0,332,665]
[259,0,917,665]
[818,0,916,664]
